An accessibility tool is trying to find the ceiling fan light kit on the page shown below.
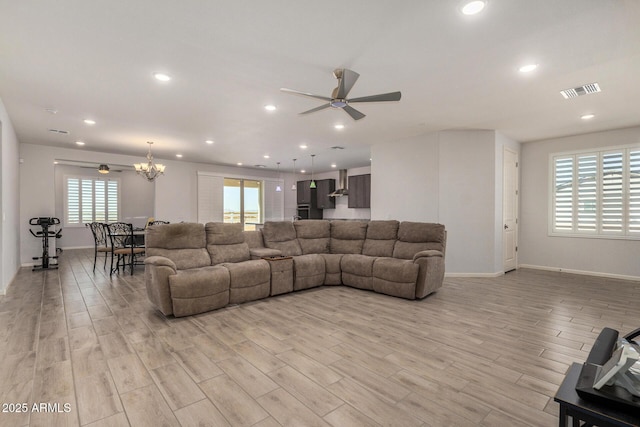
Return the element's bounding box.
[97,164,110,174]
[281,68,401,121]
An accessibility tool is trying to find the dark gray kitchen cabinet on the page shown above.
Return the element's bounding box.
[348,174,371,208]
[316,179,335,209]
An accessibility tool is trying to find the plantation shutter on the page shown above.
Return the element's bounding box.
[629,150,640,234]
[67,178,81,224]
[553,157,574,232]
[107,180,119,222]
[551,146,640,238]
[601,151,623,233]
[64,175,120,226]
[577,155,597,231]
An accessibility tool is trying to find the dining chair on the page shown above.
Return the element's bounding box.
[86,222,112,272]
[106,222,145,275]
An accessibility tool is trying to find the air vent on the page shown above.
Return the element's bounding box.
[560,82,601,99]
[48,128,70,135]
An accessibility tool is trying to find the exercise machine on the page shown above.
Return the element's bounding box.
[29,217,62,271]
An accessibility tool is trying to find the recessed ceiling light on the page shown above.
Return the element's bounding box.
[331,164,337,168]
[519,64,538,73]
[301,169,306,174]
[205,140,214,144]
[299,144,308,149]
[581,114,595,120]
[176,154,183,158]
[264,105,276,111]
[237,162,243,166]
[334,124,345,130]
[461,1,486,15]
[263,155,270,159]
[83,119,96,125]
[75,141,85,146]
[153,73,171,82]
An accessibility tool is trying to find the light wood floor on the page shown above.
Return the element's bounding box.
[1,249,639,427]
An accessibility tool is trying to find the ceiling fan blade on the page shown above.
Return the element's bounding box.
[300,103,331,115]
[280,88,332,102]
[348,91,401,103]
[334,68,360,99]
[343,105,366,121]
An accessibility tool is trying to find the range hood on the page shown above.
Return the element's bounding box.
[329,169,349,197]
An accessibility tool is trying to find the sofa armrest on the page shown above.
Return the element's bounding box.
[412,250,443,262]
[144,256,177,315]
[249,247,282,260]
[412,250,445,298]
[144,255,177,271]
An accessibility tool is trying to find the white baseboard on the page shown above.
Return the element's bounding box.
[518,264,640,282]
[445,272,504,278]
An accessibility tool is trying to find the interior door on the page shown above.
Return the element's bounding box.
[503,148,519,272]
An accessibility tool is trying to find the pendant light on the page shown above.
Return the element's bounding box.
[310,154,317,189]
[275,162,282,192]
[291,159,297,191]
[97,164,110,174]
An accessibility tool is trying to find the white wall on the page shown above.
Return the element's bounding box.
[519,126,640,279]
[372,133,440,221]
[438,131,498,274]
[0,98,20,294]
[371,130,519,275]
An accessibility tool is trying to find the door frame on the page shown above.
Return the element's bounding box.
[503,147,519,273]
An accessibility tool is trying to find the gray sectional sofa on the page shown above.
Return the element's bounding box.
[144,220,446,317]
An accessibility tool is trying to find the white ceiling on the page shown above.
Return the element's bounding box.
[1,1,640,173]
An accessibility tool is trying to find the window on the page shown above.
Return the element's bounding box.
[551,145,640,239]
[223,178,262,230]
[64,175,120,226]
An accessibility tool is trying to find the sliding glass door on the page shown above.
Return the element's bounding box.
[223,178,262,230]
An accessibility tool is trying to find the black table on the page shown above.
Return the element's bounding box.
[554,363,640,427]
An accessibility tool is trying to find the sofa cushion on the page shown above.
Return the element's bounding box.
[330,221,367,254]
[340,254,374,290]
[262,221,302,256]
[393,222,445,259]
[205,222,251,264]
[398,222,445,243]
[146,222,207,249]
[169,266,230,298]
[372,258,419,300]
[223,260,271,304]
[320,253,343,285]
[243,230,264,248]
[292,254,325,290]
[294,220,330,254]
[362,220,399,257]
[168,266,230,317]
[145,223,211,270]
[373,258,418,298]
[373,258,419,282]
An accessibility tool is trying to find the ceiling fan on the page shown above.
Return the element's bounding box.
[280,68,401,121]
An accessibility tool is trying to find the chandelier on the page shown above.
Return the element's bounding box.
[134,141,165,181]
